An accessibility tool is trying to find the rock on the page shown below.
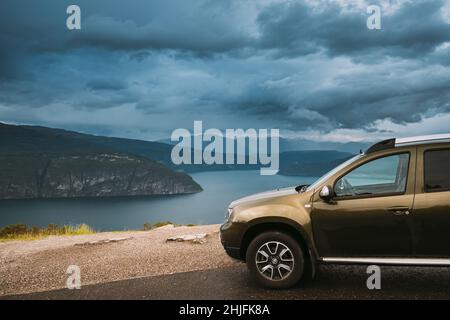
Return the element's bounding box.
[166,233,208,244]
[75,237,132,246]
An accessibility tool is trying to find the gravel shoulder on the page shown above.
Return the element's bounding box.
[0,224,240,296]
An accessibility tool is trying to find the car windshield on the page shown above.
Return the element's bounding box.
[306,154,364,192]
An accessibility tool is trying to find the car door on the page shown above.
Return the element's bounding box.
[311,149,416,258]
[412,145,450,257]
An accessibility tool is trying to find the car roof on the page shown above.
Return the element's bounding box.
[366,133,450,154]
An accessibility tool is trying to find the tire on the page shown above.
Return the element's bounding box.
[246,231,304,289]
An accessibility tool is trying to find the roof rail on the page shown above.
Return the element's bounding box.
[366,133,450,154]
[366,138,395,154]
[395,133,450,146]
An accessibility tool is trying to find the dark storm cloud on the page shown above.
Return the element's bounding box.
[297,77,450,129]
[14,0,445,62]
[66,15,253,54]
[0,50,19,80]
[232,85,290,116]
[14,0,448,62]
[257,0,450,60]
[228,58,450,131]
[1,0,450,140]
[0,0,255,56]
[0,34,35,81]
[86,79,127,91]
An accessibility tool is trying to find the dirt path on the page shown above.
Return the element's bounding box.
[0,224,240,296]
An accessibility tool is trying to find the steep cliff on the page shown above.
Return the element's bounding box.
[0,123,202,199]
[0,153,202,199]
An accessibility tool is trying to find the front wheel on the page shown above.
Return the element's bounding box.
[246,231,304,289]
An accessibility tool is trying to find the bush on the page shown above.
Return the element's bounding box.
[45,224,60,235]
[0,224,29,237]
[142,221,174,231]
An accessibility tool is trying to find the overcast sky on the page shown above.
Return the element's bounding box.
[1,0,450,143]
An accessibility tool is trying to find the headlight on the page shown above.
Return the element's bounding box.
[226,207,233,220]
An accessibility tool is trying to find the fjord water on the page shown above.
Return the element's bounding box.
[0,171,316,231]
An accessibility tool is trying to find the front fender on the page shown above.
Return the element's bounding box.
[234,203,318,259]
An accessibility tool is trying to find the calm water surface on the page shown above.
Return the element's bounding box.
[0,171,317,231]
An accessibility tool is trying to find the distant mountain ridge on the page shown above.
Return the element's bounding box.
[1,123,356,175]
[278,150,354,176]
[157,136,369,154]
[0,123,173,160]
[156,136,357,176]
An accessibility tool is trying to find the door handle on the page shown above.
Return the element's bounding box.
[387,206,411,216]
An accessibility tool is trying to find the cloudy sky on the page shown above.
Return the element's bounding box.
[1,0,450,143]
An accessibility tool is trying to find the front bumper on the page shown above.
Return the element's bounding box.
[223,246,242,260]
[220,220,247,261]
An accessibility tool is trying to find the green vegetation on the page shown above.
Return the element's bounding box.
[0,223,95,242]
[0,220,198,242]
[142,221,178,231]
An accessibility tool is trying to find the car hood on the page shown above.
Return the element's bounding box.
[229,187,298,209]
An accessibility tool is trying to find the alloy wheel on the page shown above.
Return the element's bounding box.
[255,241,294,281]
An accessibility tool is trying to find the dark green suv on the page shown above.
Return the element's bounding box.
[220,134,450,288]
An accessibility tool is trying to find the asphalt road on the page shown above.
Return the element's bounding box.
[4,264,450,300]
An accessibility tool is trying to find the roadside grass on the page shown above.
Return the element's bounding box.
[0,221,200,242]
[0,223,95,242]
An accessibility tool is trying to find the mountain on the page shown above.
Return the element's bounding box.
[0,123,202,199]
[158,137,370,154]
[0,123,173,162]
[279,138,369,154]
[159,136,358,176]
[0,124,257,173]
[278,150,354,176]
[157,135,363,174]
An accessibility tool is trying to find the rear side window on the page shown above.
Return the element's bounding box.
[424,149,450,192]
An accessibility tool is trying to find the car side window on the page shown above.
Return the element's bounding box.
[424,149,450,192]
[334,153,410,198]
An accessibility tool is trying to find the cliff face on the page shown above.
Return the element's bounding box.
[0,153,202,199]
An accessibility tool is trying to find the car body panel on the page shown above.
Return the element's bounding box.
[220,189,316,259]
[310,147,417,257]
[411,143,450,257]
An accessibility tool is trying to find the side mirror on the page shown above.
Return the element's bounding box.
[319,185,335,203]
